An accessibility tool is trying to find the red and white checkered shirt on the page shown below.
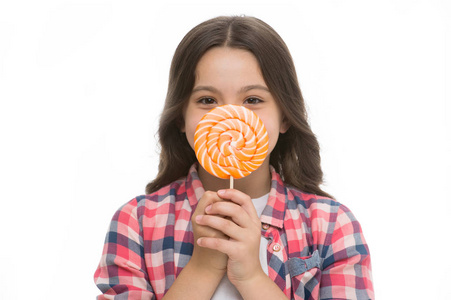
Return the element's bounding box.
[94,164,374,299]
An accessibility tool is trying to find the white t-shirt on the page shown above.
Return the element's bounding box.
[211,193,269,300]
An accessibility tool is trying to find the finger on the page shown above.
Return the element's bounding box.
[192,191,230,239]
[193,191,225,218]
[197,236,235,257]
[197,235,260,262]
[205,201,253,229]
[200,191,224,208]
[195,214,245,241]
[217,189,259,221]
[195,222,228,239]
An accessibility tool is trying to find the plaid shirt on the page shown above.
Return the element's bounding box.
[94,164,374,299]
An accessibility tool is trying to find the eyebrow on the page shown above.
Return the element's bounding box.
[240,84,270,93]
[191,84,270,94]
[191,86,220,94]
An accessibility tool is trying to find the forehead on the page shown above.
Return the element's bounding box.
[195,47,264,80]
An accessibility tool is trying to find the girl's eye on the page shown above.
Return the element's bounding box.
[198,97,216,104]
[244,97,262,104]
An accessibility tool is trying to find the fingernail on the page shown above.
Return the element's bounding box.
[195,215,202,222]
[205,205,211,213]
[218,189,225,196]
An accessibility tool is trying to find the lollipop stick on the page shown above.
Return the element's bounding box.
[230,176,234,189]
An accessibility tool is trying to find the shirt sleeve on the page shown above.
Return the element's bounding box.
[320,204,374,299]
[94,198,155,300]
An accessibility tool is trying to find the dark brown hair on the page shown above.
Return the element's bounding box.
[146,16,332,198]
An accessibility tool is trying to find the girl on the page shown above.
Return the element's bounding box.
[94,16,374,299]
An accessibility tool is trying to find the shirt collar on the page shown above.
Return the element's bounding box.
[260,166,286,229]
[185,163,287,229]
[185,163,205,209]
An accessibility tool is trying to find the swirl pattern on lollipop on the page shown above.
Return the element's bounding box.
[194,104,269,179]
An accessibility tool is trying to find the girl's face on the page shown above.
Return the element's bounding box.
[183,47,289,158]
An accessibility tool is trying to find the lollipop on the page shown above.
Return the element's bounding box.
[194,104,269,187]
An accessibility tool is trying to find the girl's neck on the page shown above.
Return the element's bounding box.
[197,160,272,199]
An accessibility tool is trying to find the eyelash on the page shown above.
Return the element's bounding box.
[197,97,263,105]
[243,97,263,104]
[197,97,217,105]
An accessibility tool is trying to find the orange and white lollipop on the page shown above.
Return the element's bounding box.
[194,105,269,185]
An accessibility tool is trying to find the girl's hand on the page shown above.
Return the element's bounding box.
[163,191,230,300]
[190,191,229,275]
[195,189,265,288]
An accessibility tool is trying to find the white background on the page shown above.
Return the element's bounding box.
[0,0,449,299]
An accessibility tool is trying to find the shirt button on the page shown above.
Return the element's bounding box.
[272,243,281,252]
[262,224,270,230]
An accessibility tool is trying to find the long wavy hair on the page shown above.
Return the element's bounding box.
[146,16,332,198]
